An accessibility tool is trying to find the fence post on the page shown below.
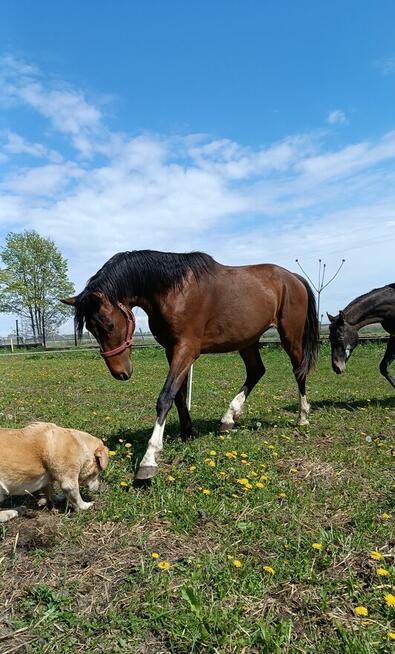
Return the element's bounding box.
[187,364,193,411]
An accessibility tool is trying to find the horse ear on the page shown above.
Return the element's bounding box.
[327,312,335,323]
[60,297,76,306]
[338,310,345,323]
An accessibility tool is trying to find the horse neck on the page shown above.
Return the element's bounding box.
[345,291,388,328]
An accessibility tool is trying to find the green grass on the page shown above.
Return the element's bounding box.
[0,344,394,654]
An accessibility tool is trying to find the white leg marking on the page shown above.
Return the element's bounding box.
[221,386,248,428]
[0,509,18,523]
[298,394,310,426]
[139,419,166,468]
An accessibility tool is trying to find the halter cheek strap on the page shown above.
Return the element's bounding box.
[100,302,135,359]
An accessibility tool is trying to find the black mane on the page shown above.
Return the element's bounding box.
[344,282,395,314]
[75,250,216,336]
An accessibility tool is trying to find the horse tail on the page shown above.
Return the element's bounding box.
[294,274,320,379]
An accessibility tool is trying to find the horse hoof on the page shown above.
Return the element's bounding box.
[298,418,309,426]
[219,422,234,433]
[135,465,157,481]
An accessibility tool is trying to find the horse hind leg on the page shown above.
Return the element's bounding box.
[220,343,265,432]
[379,336,395,389]
[278,323,310,426]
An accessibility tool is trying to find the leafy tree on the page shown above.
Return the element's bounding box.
[0,230,74,345]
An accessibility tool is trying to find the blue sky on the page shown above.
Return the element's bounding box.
[0,1,395,334]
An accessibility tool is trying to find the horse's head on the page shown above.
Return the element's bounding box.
[62,292,135,381]
[327,311,358,374]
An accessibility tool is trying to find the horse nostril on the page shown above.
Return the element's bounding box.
[119,372,130,381]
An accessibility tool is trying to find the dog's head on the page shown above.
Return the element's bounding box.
[75,431,110,491]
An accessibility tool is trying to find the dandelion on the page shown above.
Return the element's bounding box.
[204,458,216,467]
[376,567,389,577]
[202,488,211,495]
[219,435,225,441]
[384,593,395,607]
[237,478,250,486]
[262,565,275,575]
[240,453,248,458]
[227,554,234,560]
[225,451,237,459]
[290,467,298,473]
[381,513,391,520]
[209,450,217,456]
[219,471,227,477]
[151,552,160,559]
[354,606,368,617]
[125,443,132,449]
[260,475,269,481]
[278,492,287,499]
[233,559,242,568]
[240,460,248,465]
[250,471,258,477]
[157,561,172,570]
[312,543,322,550]
[119,480,129,488]
[388,632,395,641]
[108,450,117,457]
[118,438,124,442]
[370,550,383,561]
[255,482,264,489]
[167,475,175,482]
[189,465,196,472]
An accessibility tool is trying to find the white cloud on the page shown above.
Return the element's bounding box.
[0,55,395,335]
[327,109,347,125]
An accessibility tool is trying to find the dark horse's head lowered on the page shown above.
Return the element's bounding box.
[327,310,359,374]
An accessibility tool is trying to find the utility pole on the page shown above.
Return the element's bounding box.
[295,258,346,328]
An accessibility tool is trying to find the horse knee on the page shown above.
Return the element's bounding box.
[156,391,174,421]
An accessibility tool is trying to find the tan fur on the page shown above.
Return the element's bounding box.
[0,422,109,523]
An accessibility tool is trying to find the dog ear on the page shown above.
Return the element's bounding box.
[95,445,109,470]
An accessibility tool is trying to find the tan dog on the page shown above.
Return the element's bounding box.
[0,422,109,523]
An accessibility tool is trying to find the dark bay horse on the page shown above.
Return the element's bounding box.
[328,283,395,388]
[62,251,319,480]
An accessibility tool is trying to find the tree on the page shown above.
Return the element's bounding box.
[0,231,74,346]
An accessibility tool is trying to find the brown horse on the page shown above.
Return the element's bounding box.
[62,251,319,480]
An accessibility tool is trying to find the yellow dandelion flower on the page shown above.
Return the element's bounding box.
[260,475,269,481]
[240,460,248,465]
[240,453,248,458]
[209,450,217,456]
[219,435,225,440]
[202,488,211,495]
[125,443,132,448]
[225,451,236,459]
[263,565,275,575]
[370,550,383,561]
[290,467,298,473]
[189,465,196,472]
[219,471,227,477]
[157,560,172,570]
[231,450,237,456]
[384,593,395,607]
[118,438,124,442]
[167,475,175,482]
[126,453,131,459]
[278,492,287,499]
[204,458,216,467]
[105,416,111,420]
[312,543,322,550]
[108,450,117,457]
[381,513,391,520]
[227,554,234,560]
[233,559,242,568]
[255,482,264,489]
[250,471,258,477]
[354,606,368,617]
[119,480,129,488]
[151,552,160,559]
[388,632,395,641]
[376,567,389,577]
[268,444,275,449]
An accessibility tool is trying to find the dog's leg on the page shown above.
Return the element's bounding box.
[0,509,18,523]
[60,478,93,511]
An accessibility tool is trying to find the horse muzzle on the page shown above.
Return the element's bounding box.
[332,360,346,374]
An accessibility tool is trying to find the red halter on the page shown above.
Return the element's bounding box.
[100,302,135,359]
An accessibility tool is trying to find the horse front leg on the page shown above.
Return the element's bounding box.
[166,350,195,441]
[135,344,197,481]
[379,336,395,389]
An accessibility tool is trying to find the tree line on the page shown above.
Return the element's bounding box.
[0,231,74,346]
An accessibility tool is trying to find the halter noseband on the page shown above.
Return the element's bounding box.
[100,302,135,359]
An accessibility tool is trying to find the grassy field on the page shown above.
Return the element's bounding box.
[0,344,394,654]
